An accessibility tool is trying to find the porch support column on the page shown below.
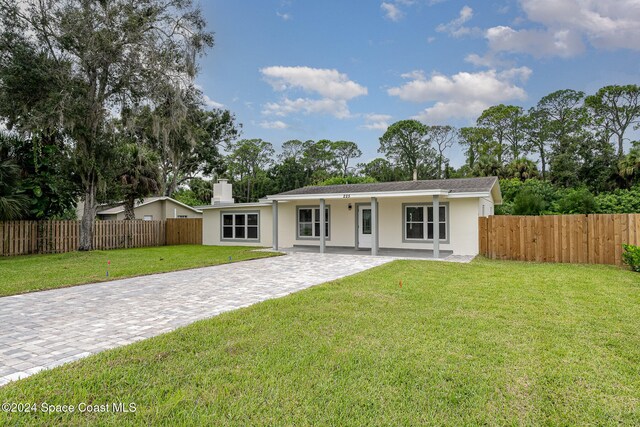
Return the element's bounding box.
[319,198,326,254]
[433,195,440,259]
[272,200,278,251]
[371,197,378,256]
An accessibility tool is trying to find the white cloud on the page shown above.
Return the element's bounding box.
[259,120,289,130]
[523,0,640,50]
[381,2,404,22]
[276,11,292,21]
[388,68,530,123]
[436,6,479,37]
[360,113,393,131]
[260,66,367,119]
[263,98,351,119]
[485,0,640,58]
[195,84,224,109]
[203,94,224,109]
[464,52,509,68]
[486,25,585,57]
[260,66,367,100]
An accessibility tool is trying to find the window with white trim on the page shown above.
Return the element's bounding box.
[404,204,448,241]
[222,212,259,240]
[143,215,153,221]
[297,207,329,239]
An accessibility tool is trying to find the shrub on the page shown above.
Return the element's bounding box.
[512,188,548,215]
[594,186,640,213]
[554,188,597,214]
[622,244,640,272]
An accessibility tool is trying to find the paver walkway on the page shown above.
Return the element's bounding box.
[0,252,395,386]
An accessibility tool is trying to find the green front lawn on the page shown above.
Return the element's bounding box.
[0,245,278,297]
[0,259,638,425]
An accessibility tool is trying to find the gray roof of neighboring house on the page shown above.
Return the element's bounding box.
[269,177,499,197]
[97,197,202,215]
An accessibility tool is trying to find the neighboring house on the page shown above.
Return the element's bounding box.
[201,177,501,256]
[96,197,202,221]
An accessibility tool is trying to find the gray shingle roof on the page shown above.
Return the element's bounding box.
[270,177,498,197]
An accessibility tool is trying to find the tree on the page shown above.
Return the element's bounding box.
[358,158,402,182]
[0,0,213,249]
[538,90,586,145]
[131,90,238,197]
[269,157,308,193]
[504,158,539,181]
[427,125,455,179]
[0,136,28,220]
[331,140,362,176]
[117,143,160,220]
[227,139,274,202]
[379,120,433,181]
[586,85,640,158]
[458,127,493,171]
[302,140,336,172]
[477,105,527,164]
[535,90,590,188]
[0,131,79,219]
[522,108,551,180]
[618,142,640,187]
[279,139,305,162]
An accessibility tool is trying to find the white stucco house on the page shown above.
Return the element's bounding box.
[201,177,501,257]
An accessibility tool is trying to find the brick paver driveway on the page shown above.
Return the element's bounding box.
[0,252,395,386]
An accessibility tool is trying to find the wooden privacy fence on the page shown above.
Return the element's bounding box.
[0,218,201,256]
[479,214,640,266]
[165,218,202,246]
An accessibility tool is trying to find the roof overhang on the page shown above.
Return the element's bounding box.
[491,180,503,205]
[199,202,273,210]
[266,189,455,201]
[96,197,203,215]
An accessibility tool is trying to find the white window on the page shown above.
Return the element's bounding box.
[297,207,329,239]
[222,212,259,240]
[143,215,153,221]
[404,204,448,241]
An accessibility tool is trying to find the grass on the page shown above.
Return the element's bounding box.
[0,245,278,297]
[0,258,639,425]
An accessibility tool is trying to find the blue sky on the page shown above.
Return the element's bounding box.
[198,0,640,166]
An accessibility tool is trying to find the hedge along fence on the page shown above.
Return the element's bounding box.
[0,219,201,256]
[479,214,640,266]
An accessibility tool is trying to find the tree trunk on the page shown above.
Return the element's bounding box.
[539,147,547,181]
[123,198,135,220]
[618,134,625,158]
[412,167,418,181]
[79,181,97,251]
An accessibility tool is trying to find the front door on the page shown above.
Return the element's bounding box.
[358,205,372,249]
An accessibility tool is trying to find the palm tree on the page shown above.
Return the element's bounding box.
[118,143,160,220]
[0,134,29,220]
[505,158,540,182]
[618,143,640,187]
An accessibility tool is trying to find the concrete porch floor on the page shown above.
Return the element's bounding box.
[279,246,474,262]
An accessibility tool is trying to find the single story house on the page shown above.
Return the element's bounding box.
[201,177,501,257]
[96,197,202,221]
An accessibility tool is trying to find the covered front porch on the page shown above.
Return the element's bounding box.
[279,245,455,260]
[269,193,448,257]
